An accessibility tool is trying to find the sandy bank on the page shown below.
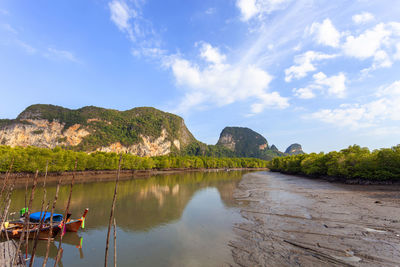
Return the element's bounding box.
[230,171,400,266]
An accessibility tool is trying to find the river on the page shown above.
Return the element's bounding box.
[9,170,247,267]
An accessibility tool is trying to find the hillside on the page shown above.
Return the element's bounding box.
[216,127,285,160]
[285,143,304,155]
[0,104,197,156]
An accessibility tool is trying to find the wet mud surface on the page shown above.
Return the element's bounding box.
[230,171,400,266]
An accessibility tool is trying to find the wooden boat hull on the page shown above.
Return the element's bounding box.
[9,208,89,233]
[65,219,83,232]
[2,224,61,240]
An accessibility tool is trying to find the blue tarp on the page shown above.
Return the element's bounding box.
[29,212,63,222]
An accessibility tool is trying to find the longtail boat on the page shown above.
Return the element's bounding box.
[65,208,89,232]
[1,223,61,240]
[8,208,89,233]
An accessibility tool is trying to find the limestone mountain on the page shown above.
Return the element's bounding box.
[216,127,286,160]
[0,104,197,156]
[285,143,304,155]
[217,127,268,157]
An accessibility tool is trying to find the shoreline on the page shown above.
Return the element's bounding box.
[270,170,400,185]
[230,171,400,266]
[0,168,269,186]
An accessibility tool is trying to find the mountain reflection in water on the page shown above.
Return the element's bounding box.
[9,170,247,267]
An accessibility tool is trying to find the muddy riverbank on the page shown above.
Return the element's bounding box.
[0,168,268,186]
[231,171,400,266]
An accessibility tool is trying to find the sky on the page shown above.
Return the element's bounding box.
[1,0,400,153]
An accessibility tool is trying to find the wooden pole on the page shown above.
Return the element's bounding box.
[104,155,122,267]
[53,159,78,267]
[113,218,117,267]
[42,174,63,267]
[29,201,49,267]
[14,170,39,264]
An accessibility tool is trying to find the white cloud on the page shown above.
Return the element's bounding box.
[109,0,136,40]
[44,48,80,63]
[309,19,341,47]
[313,72,346,98]
[310,80,400,128]
[293,72,346,99]
[285,51,337,82]
[342,23,391,59]
[165,43,289,113]
[293,87,315,99]
[236,0,292,21]
[352,12,374,24]
[199,43,226,64]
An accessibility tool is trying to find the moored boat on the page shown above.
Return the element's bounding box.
[1,223,61,240]
[65,208,89,232]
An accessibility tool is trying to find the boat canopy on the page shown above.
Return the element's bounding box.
[29,212,63,222]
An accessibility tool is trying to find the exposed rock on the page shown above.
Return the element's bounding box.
[0,119,89,148]
[96,129,177,156]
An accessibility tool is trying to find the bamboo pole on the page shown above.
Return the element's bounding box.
[53,159,78,267]
[42,174,63,267]
[29,201,50,267]
[29,162,49,267]
[113,218,117,267]
[104,155,122,267]
[14,170,39,264]
[0,160,15,240]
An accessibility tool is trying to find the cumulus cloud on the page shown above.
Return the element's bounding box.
[306,18,400,76]
[292,87,315,99]
[165,43,289,113]
[236,0,292,21]
[310,80,400,128]
[285,51,337,82]
[342,23,391,59]
[308,19,341,47]
[352,12,374,24]
[293,72,346,99]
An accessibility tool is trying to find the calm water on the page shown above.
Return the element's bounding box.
[9,170,247,266]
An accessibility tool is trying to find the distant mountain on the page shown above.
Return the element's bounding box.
[216,127,286,160]
[217,127,268,157]
[285,143,304,155]
[0,104,304,159]
[0,104,197,156]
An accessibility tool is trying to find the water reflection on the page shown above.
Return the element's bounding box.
[9,170,247,266]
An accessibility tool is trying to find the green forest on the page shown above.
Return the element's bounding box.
[268,145,400,181]
[0,145,268,173]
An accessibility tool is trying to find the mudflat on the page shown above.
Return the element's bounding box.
[231,171,400,267]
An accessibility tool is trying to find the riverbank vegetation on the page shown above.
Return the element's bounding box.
[268,145,400,181]
[0,145,267,173]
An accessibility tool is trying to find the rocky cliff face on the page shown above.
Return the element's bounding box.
[0,119,89,148]
[96,129,180,156]
[0,104,197,156]
[285,143,304,155]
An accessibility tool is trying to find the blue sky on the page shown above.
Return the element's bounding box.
[1,0,400,153]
